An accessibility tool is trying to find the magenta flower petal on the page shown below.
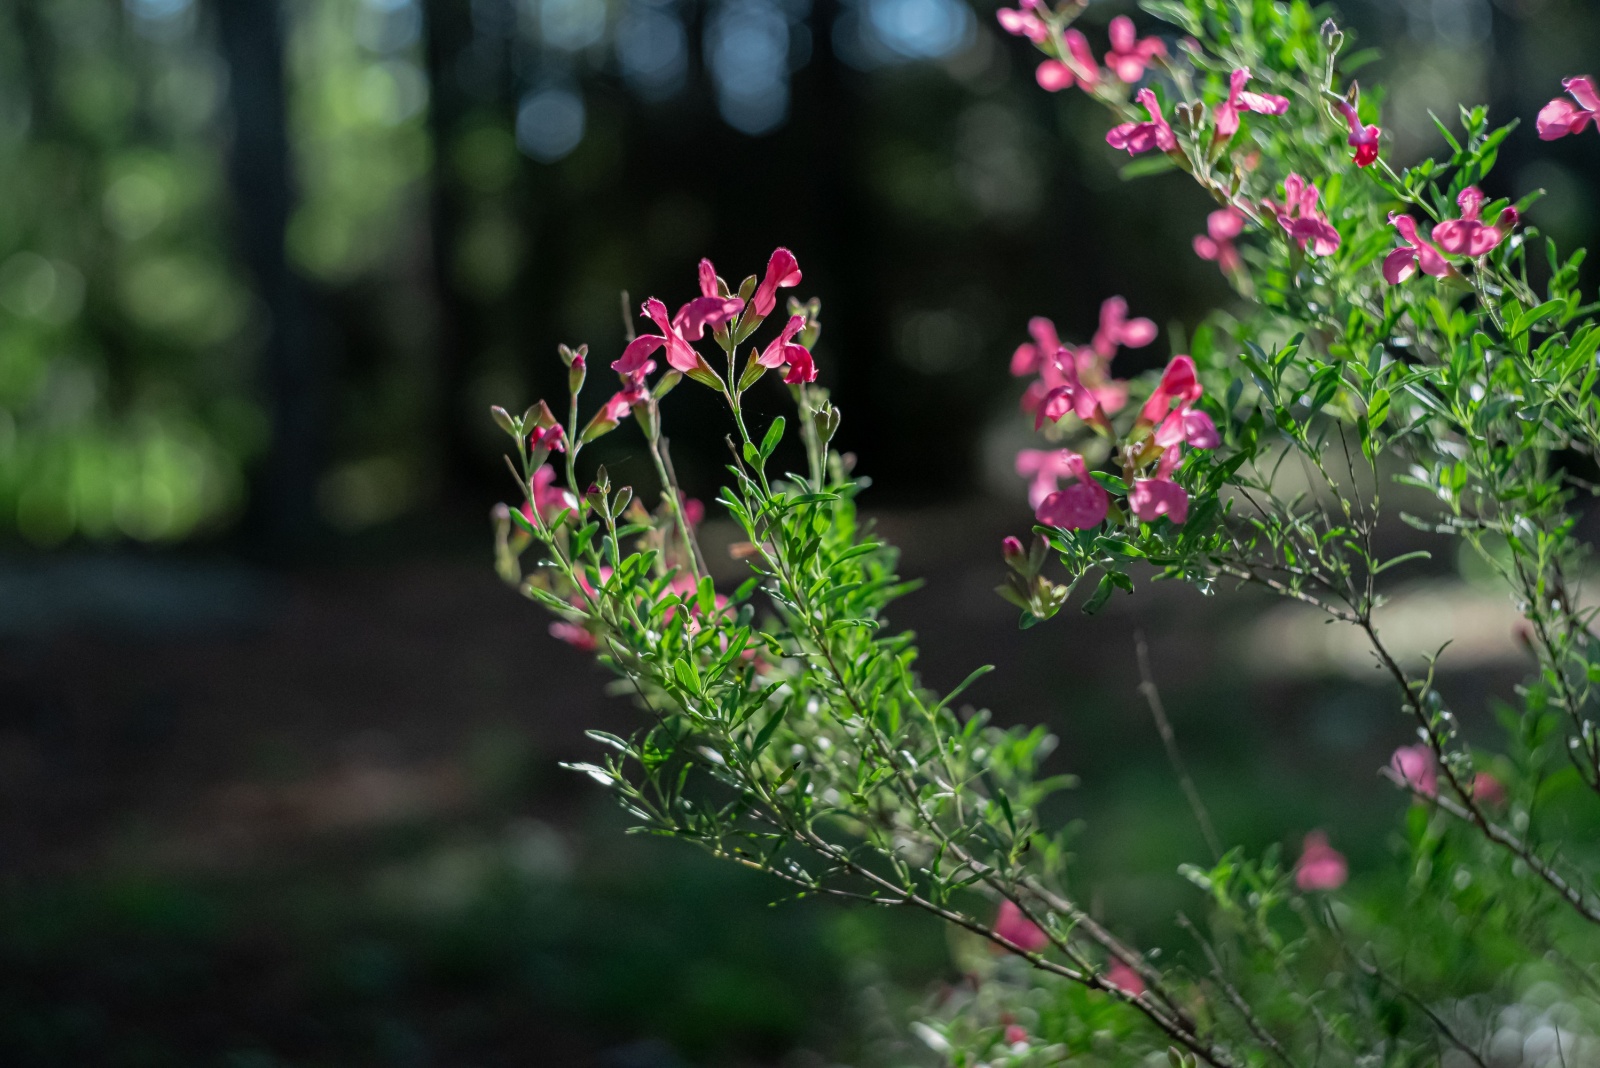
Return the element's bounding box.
[1129,477,1188,524]
[1036,482,1109,530]
[752,247,802,316]
[697,257,720,298]
[759,315,807,367]
[994,900,1051,953]
[1294,831,1348,891]
[1568,75,1600,112]
[1390,745,1438,798]
[613,334,667,376]
[673,295,745,340]
[1036,60,1075,93]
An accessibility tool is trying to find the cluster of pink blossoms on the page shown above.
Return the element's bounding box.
[996,6,1165,96]
[1010,298,1218,533]
[992,900,1146,995]
[1538,75,1598,140]
[612,248,810,389]
[1383,186,1519,284]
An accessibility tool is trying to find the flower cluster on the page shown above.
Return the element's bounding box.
[1382,186,1519,284]
[1007,297,1218,538]
[1537,75,1598,140]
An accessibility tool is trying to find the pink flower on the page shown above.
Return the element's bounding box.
[1193,208,1245,274]
[529,422,566,453]
[672,295,745,341]
[1103,16,1167,83]
[611,297,708,376]
[1268,173,1340,256]
[599,380,647,424]
[522,464,580,522]
[1090,296,1158,360]
[1537,76,1598,140]
[752,247,802,317]
[1016,448,1083,509]
[1383,213,1450,284]
[1391,744,1439,798]
[1293,830,1348,891]
[1106,959,1146,997]
[1032,451,1109,531]
[549,620,597,650]
[1213,67,1289,141]
[758,314,817,384]
[1335,101,1381,167]
[996,3,1048,43]
[1004,1024,1029,1046]
[1106,89,1176,155]
[1036,350,1108,429]
[1431,186,1517,257]
[995,900,1051,953]
[1010,316,1062,377]
[1035,31,1101,93]
[1036,30,1100,93]
[1138,354,1202,425]
[1473,772,1506,807]
[1129,472,1188,524]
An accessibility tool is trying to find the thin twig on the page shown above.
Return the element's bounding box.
[1136,630,1223,861]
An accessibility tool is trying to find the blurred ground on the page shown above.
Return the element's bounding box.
[0,494,1546,1065]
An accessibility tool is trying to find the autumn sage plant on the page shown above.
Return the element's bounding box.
[490,1,1600,1063]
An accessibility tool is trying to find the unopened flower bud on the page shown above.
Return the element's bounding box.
[1320,18,1344,53]
[490,405,517,435]
[1002,536,1027,569]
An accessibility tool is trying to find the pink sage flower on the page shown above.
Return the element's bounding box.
[1138,354,1202,425]
[1431,186,1517,257]
[1537,76,1598,140]
[1213,68,1289,142]
[752,247,802,317]
[1106,959,1146,997]
[1103,16,1167,84]
[529,422,566,454]
[1010,316,1063,377]
[611,297,708,376]
[1473,772,1506,807]
[1091,296,1158,359]
[1390,744,1439,798]
[995,899,1051,953]
[523,464,580,522]
[1193,208,1245,274]
[1130,463,1189,524]
[1294,830,1348,891]
[1016,448,1083,510]
[1382,213,1450,284]
[1004,1024,1029,1046]
[1106,88,1176,155]
[1033,450,1109,530]
[1035,31,1101,93]
[1335,101,1381,167]
[1268,173,1340,256]
[996,1,1048,43]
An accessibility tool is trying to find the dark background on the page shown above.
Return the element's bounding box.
[0,0,1597,1064]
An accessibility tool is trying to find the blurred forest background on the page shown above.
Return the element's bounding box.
[0,0,1597,1064]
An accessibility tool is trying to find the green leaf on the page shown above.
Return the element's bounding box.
[1082,573,1117,615]
[750,704,789,757]
[760,415,786,460]
[673,658,702,694]
[1119,154,1177,181]
[1510,299,1566,337]
[1367,388,1390,428]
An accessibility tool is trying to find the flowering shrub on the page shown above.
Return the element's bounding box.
[491,0,1600,1063]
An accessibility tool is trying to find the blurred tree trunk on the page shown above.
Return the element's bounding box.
[214,0,324,551]
[421,0,489,496]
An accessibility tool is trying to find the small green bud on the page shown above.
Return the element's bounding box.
[490,406,518,435]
